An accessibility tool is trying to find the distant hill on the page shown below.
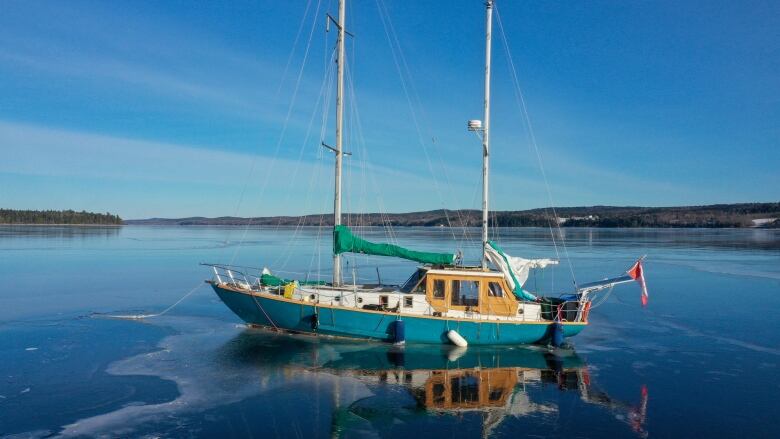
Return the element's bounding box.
[125,202,780,228]
[0,209,122,225]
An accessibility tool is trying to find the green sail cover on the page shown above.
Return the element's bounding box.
[333,225,455,265]
[260,273,326,287]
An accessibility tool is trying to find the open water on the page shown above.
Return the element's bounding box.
[1,225,778,438]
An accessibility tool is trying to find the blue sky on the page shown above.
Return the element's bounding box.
[0,0,777,219]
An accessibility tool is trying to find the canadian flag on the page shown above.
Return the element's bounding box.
[627,259,649,306]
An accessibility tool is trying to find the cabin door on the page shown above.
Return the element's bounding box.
[480,280,517,317]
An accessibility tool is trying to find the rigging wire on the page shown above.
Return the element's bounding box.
[344,60,401,247]
[275,0,315,98]
[218,3,317,255]
[228,0,324,266]
[306,23,341,282]
[345,19,358,232]
[377,0,476,248]
[589,285,616,309]
[375,0,462,244]
[494,3,578,288]
[270,43,338,269]
[269,41,335,247]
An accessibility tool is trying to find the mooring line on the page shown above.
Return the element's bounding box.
[251,292,280,331]
[92,282,205,320]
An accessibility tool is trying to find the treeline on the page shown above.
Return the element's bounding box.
[0,209,123,225]
[126,202,779,228]
[493,203,780,228]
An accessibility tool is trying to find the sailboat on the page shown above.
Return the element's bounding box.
[205,0,648,346]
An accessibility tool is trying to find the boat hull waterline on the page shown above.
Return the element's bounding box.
[211,283,586,346]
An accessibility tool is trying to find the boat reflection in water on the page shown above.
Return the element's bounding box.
[222,330,648,438]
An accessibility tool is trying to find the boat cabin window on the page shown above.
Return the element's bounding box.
[432,280,446,299]
[432,382,446,404]
[451,374,480,403]
[401,269,426,293]
[487,281,504,297]
[451,280,479,307]
[379,295,389,307]
[404,296,414,308]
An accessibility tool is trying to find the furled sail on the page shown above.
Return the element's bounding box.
[485,240,558,301]
[260,268,327,286]
[333,225,456,265]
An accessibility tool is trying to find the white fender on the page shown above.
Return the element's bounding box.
[446,346,468,361]
[447,330,468,347]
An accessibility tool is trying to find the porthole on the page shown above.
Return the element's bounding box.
[357,297,363,304]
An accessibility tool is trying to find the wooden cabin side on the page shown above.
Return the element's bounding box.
[424,270,519,317]
[423,368,518,410]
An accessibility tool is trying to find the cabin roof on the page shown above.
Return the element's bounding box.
[424,266,504,278]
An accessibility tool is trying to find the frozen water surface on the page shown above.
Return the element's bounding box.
[1,225,779,437]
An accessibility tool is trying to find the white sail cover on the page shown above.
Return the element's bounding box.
[485,241,558,301]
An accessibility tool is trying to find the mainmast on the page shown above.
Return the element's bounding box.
[333,0,346,286]
[481,0,493,269]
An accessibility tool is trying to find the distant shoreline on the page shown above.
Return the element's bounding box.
[3,203,778,228]
[0,223,123,227]
[123,202,780,229]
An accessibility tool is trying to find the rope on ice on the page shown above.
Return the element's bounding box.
[92,282,205,320]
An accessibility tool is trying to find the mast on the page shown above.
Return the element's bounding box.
[333,0,346,286]
[481,0,493,269]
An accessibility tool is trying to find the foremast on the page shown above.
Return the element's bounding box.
[333,0,346,286]
[481,0,493,269]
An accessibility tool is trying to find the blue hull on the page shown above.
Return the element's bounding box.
[212,284,586,345]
